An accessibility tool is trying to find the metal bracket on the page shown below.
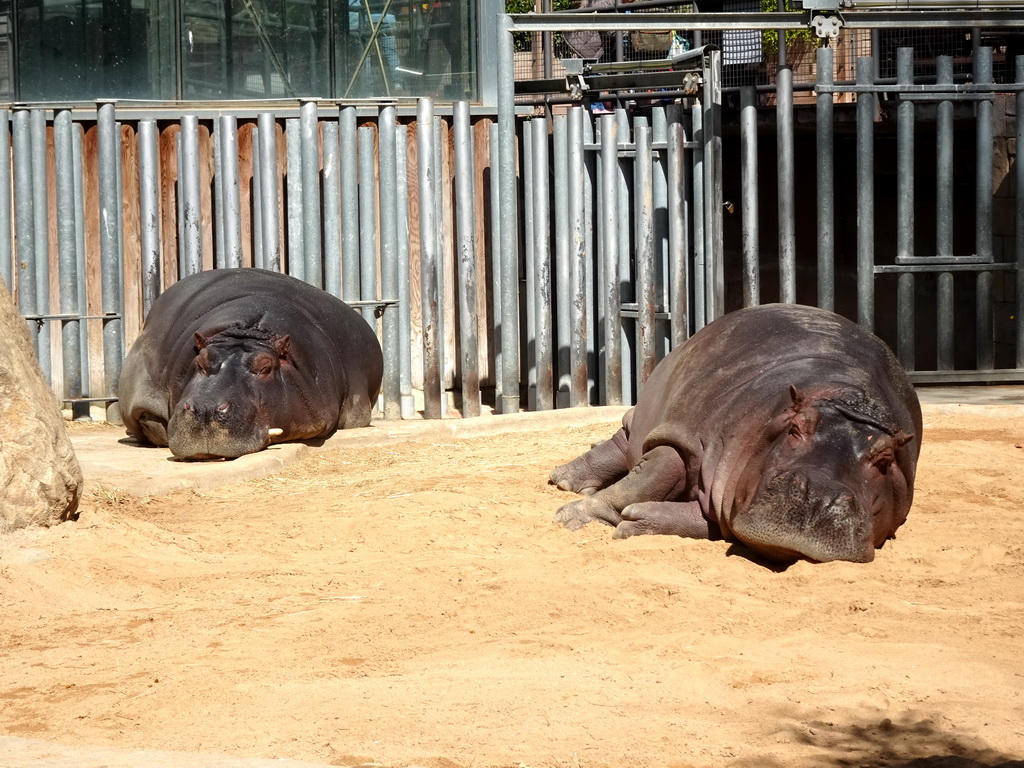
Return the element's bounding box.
[562,59,589,101]
[810,12,844,39]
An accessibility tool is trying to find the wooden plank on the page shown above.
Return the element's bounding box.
[238,120,255,268]
[81,123,105,399]
[160,124,180,288]
[120,123,143,349]
[406,117,423,391]
[472,117,493,387]
[199,122,215,272]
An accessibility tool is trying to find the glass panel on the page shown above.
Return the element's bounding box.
[339,0,475,100]
[16,0,174,101]
[181,0,330,99]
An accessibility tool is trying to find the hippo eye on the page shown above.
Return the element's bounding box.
[252,354,276,377]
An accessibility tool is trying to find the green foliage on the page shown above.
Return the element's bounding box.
[760,0,817,55]
[506,0,581,52]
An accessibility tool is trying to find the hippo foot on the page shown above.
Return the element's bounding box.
[613,501,716,541]
[549,463,600,496]
[553,497,622,531]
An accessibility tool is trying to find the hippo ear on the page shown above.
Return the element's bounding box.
[194,331,210,352]
[789,385,805,407]
[894,429,915,448]
[272,334,291,360]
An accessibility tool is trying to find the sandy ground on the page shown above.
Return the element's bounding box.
[2,403,1024,768]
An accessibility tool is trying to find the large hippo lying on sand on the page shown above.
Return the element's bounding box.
[118,268,383,460]
[550,303,922,563]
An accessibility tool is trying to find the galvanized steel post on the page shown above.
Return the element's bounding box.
[533,116,554,411]
[285,118,305,282]
[567,107,588,407]
[616,107,635,403]
[340,107,361,303]
[454,102,481,417]
[740,85,760,308]
[635,121,656,387]
[0,111,9,289]
[138,120,162,315]
[523,117,536,410]
[97,102,124,419]
[218,115,243,270]
[357,125,379,328]
[600,113,622,404]
[554,114,570,406]
[497,13,521,414]
[396,122,415,418]
[322,120,342,297]
[301,100,323,287]
[417,98,443,419]
[975,47,994,371]
[257,112,282,272]
[379,105,403,420]
[31,108,50,379]
[936,56,955,371]
[816,46,835,312]
[55,110,82,402]
[776,63,796,305]
[489,121,503,408]
[179,114,202,278]
[856,58,875,331]
[666,105,689,352]
[896,47,915,370]
[12,110,37,346]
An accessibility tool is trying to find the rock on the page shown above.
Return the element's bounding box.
[0,277,83,532]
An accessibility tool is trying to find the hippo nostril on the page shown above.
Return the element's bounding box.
[217,402,230,413]
[183,401,193,412]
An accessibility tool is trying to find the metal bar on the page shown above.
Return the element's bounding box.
[583,111,597,404]
[497,14,520,414]
[0,111,9,289]
[285,118,304,281]
[322,120,342,297]
[936,55,954,371]
[975,47,994,372]
[635,120,656,388]
[554,113,570,407]
[12,110,37,348]
[219,115,243,269]
[138,120,162,315]
[340,107,360,303]
[651,106,669,362]
[179,114,202,277]
[705,48,724,321]
[856,58,874,331]
[396,122,415,419]
[568,106,588,407]
[97,102,123,416]
[257,112,281,272]
[31,108,50,379]
[73,124,89,406]
[431,113,446,411]
[616,107,634,404]
[777,63,795,305]
[379,105,402,420]
[600,112,621,404]
[875,263,1015,274]
[300,100,322,287]
[523,114,536,411]
[214,119,225,269]
[453,101,481,418]
[417,98,442,419]
[909,369,1024,385]
[55,110,82,401]
[357,125,379,328]
[691,100,706,332]
[816,46,835,312]
[489,121,503,409]
[666,105,688,351]
[740,85,759,308]
[1017,55,1024,370]
[896,47,915,370]
[532,117,553,411]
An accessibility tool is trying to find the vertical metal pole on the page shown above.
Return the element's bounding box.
[600,113,621,404]
[396,122,415,418]
[301,100,322,287]
[497,14,520,414]
[533,116,553,411]
[258,112,281,272]
[379,106,402,420]
[777,63,796,305]
[286,118,304,281]
[0,110,10,289]
[816,46,835,312]
[567,107,588,407]
[218,115,243,269]
[489,121,503,408]
[55,110,82,401]
[12,110,37,348]
[454,101,481,417]
[322,120,342,297]
[635,120,656,388]
[418,98,442,419]
[139,120,162,314]
[73,126,90,404]
[179,114,202,278]
[1016,55,1024,369]
[856,57,875,331]
[617,107,635,403]
[975,47,994,371]
[583,112,597,402]
[340,107,361,303]
[31,108,50,379]
[896,47,915,370]
[554,113,570,406]
[691,101,706,332]
[705,48,724,320]
[97,102,123,417]
[214,120,225,268]
[936,55,955,371]
[667,104,689,351]
[651,106,669,359]
[740,85,760,308]
[357,125,379,327]
[523,114,536,410]
[432,114,446,411]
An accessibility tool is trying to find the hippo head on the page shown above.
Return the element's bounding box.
[167,326,291,459]
[731,386,915,564]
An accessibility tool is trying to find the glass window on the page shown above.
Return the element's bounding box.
[16,0,175,101]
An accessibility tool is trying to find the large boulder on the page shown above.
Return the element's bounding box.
[0,277,83,532]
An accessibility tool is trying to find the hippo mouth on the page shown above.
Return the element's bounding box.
[167,409,276,460]
[731,471,875,563]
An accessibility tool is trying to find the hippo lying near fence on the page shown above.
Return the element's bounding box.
[550,303,922,563]
[118,268,383,460]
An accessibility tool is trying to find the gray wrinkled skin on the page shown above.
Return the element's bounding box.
[550,304,922,564]
[118,268,383,460]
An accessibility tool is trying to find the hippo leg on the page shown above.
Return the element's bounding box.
[549,426,630,496]
[553,445,686,531]
[613,501,720,540]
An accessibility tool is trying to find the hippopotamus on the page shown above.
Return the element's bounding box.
[117,268,383,460]
[550,303,922,563]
